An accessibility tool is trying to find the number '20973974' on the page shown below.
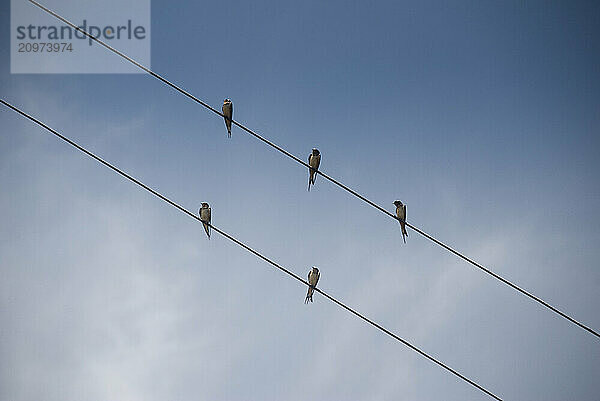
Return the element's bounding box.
[18,42,73,52]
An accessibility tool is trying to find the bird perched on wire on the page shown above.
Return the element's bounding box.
[393,200,408,243]
[222,99,233,138]
[307,148,321,191]
[199,202,211,239]
[305,266,320,303]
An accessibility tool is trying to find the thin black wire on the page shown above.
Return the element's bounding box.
[27,0,600,340]
[1,98,503,400]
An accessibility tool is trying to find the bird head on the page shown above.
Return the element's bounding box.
[201,202,209,208]
[393,200,403,207]
[312,266,319,274]
[312,148,320,156]
[223,99,231,104]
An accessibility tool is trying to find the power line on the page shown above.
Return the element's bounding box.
[1,98,503,400]
[27,0,600,340]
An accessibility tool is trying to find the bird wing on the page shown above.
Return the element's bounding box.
[310,270,318,286]
[222,103,231,118]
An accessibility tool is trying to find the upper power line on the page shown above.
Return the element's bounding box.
[27,0,600,340]
[1,98,503,401]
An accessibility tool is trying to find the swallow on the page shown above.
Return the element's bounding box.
[393,200,408,243]
[222,99,233,138]
[305,266,320,303]
[199,202,211,239]
[307,148,321,191]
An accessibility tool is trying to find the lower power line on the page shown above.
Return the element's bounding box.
[1,98,503,400]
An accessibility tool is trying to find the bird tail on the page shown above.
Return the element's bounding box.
[400,223,407,244]
[305,287,313,303]
[225,118,232,137]
[203,223,210,239]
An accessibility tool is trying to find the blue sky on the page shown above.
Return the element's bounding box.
[1,1,599,400]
